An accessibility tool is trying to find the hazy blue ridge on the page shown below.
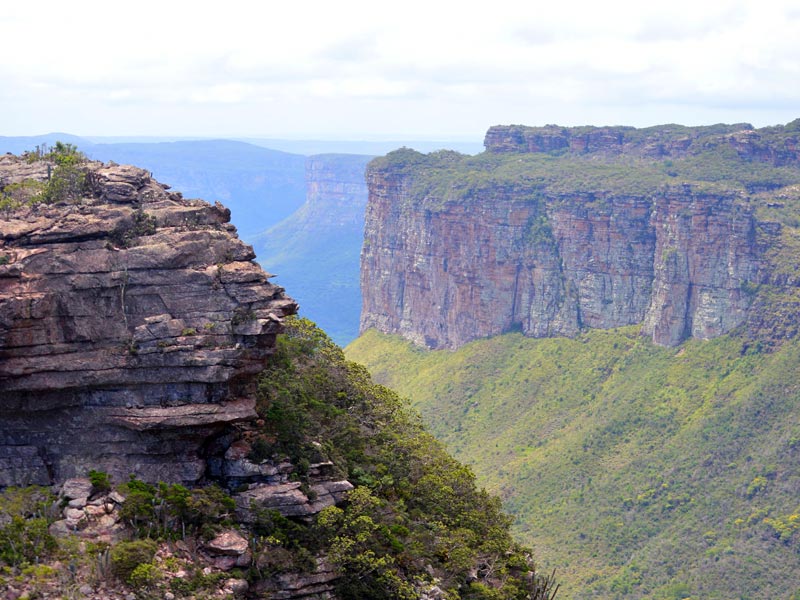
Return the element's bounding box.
[251,153,373,346]
[85,140,307,238]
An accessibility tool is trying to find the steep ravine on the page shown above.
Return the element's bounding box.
[252,153,372,345]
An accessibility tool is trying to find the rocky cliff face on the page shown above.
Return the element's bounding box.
[0,155,297,486]
[303,154,371,229]
[360,122,800,349]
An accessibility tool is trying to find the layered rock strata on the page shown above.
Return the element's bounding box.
[0,155,297,486]
[360,123,798,349]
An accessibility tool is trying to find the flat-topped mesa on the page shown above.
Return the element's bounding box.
[484,121,800,165]
[0,154,297,486]
[361,121,800,350]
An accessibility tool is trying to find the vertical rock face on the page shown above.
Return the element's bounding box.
[642,191,760,346]
[360,122,798,350]
[0,155,297,486]
[483,122,800,165]
[303,154,371,229]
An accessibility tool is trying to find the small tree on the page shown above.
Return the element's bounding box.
[39,141,88,203]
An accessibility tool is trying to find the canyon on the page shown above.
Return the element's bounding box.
[0,150,545,600]
[252,153,372,345]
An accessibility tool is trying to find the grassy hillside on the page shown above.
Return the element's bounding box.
[347,329,800,599]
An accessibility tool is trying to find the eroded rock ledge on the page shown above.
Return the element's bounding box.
[0,155,297,486]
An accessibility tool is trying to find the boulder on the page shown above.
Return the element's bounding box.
[205,531,249,556]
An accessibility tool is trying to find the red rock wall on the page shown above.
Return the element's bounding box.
[360,165,765,350]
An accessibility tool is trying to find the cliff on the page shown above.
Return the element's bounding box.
[0,153,297,486]
[360,121,800,349]
[0,151,558,600]
[252,153,372,345]
[483,121,800,164]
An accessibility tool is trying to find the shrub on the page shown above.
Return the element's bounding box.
[109,539,158,582]
[110,210,158,248]
[128,562,162,590]
[0,516,57,566]
[88,470,112,494]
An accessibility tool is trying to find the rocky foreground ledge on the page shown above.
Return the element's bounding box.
[0,154,298,486]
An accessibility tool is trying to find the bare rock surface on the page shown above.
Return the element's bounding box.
[205,530,249,556]
[0,155,297,486]
[360,124,796,349]
[60,477,93,500]
[253,556,338,599]
[235,480,354,522]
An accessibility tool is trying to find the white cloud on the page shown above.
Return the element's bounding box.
[2,0,799,136]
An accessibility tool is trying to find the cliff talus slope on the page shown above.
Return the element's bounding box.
[361,121,800,348]
[0,154,297,486]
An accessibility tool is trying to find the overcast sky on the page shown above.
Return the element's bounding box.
[2,0,799,139]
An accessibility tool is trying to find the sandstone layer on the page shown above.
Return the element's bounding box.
[360,122,800,349]
[0,154,297,486]
[484,122,800,165]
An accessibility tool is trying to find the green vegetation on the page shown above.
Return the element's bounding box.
[0,319,555,598]
[252,316,558,599]
[116,476,234,539]
[0,141,89,209]
[0,487,57,567]
[347,328,800,599]
[110,209,158,248]
[88,469,112,494]
[370,127,800,214]
[109,539,158,582]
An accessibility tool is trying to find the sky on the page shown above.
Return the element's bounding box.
[2,0,799,139]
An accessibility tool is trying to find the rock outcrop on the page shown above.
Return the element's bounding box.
[360,122,800,349]
[0,154,297,486]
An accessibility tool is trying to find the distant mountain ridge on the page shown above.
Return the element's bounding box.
[251,153,372,345]
[0,134,308,237]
